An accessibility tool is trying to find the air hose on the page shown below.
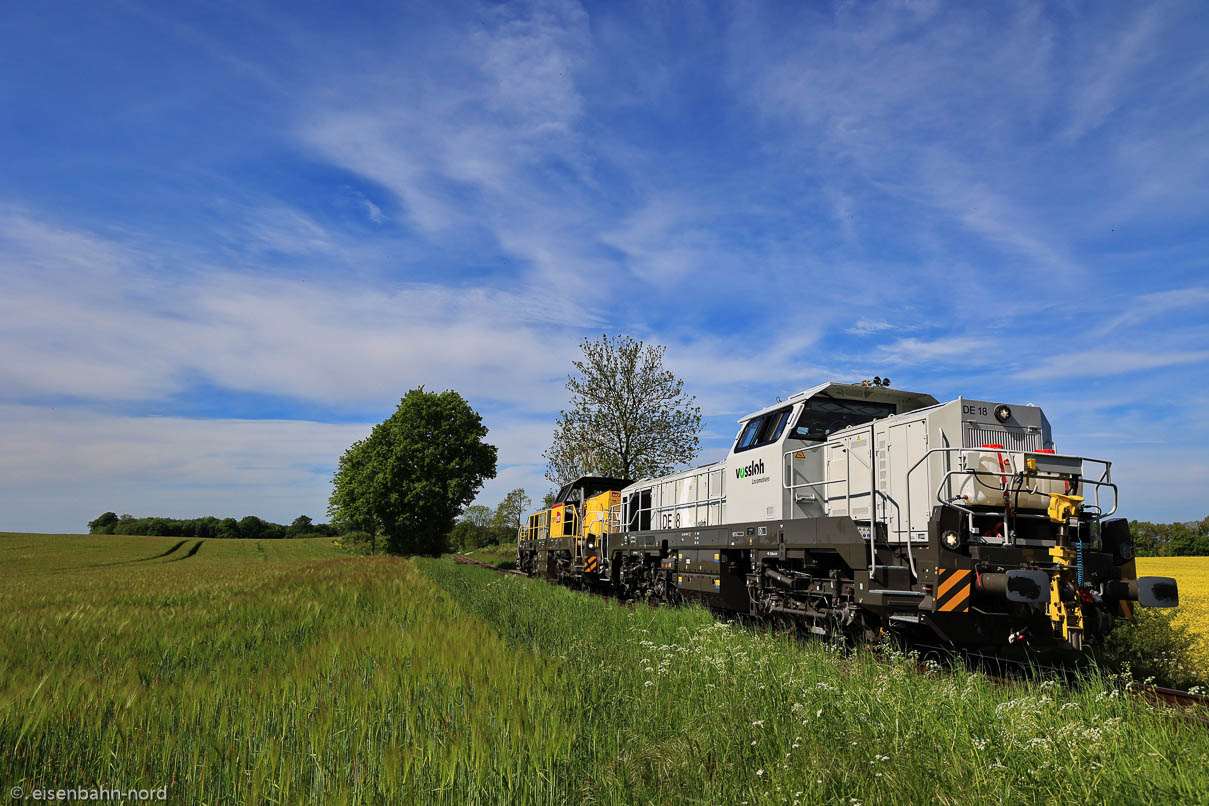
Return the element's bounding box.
[1075,537,1084,587]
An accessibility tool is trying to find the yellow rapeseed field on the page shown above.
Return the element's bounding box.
[1138,556,1209,676]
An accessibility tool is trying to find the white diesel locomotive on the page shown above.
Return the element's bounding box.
[519,380,1177,654]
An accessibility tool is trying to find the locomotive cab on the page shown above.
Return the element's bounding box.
[728,383,937,524]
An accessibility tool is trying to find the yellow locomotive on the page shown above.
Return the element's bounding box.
[519,476,626,583]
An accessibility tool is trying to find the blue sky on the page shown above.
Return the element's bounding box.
[2,0,1207,532]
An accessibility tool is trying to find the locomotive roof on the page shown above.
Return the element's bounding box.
[738,381,939,423]
[555,475,634,504]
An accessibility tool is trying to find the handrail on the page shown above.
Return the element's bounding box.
[932,469,1118,521]
[782,425,879,575]
[619,480,725,532]
[903,447,1116,551]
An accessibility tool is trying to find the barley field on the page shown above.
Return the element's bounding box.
[1139,556,1209,676]
[0,534,574,804]
[3,533,1208,805]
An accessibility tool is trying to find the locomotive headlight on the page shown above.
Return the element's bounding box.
[994,404,1012,423]
[941,530,962,550]
[1118,541,1135,562]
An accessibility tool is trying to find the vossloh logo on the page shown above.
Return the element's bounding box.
[736,459,765,479]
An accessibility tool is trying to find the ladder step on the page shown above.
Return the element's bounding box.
[869,589,924,597]
[889,615,922,625]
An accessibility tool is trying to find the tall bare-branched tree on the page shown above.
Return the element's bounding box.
[544,335,702,484]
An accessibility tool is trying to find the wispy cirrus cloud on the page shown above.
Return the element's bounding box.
[1095,287,1209,336]
[1015,349,1209,382]
[0,211,588,409]
[872,336,999,367]
[847,320,897,336]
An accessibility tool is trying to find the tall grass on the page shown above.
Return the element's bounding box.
[0,534,574,804]
[418,558,1209,805]
[4,533,1207,805]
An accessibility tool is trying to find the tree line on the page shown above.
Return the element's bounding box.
[1131,516,1209,557]
[88,512,334,540]
[448,488,531,551]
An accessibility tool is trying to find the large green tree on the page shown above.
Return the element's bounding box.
[329,388,498,555]
[544,334,702,484]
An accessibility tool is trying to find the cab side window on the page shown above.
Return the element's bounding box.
[735,407,792,453]
[766,409,791,442]
[736,417,764,450]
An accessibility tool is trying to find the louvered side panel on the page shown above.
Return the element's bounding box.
[963,424,1042,452]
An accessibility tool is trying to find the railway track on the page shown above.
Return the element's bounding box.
[1136,683,1209,715]
[450,553,1209,724]
[452,554,526,575]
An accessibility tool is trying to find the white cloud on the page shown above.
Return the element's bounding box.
[1095,287,1209,336]
[848,319,896,336]
[0,210,589,410]
[0,406,368,532]
[361,198,385,224]
[1015,349,1209,381]
[240,206,332,254]
[300,0,604,297]
[0,403,568,534]
[1059,6,1162,144]
[873,336,998,367]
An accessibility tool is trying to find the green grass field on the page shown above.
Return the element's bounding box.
[2,533,1209,804]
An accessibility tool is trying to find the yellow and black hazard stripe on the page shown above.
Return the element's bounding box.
[935,568,973,613]
[584,556,599,574]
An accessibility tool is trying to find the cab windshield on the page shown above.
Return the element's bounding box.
[790,396,896,442]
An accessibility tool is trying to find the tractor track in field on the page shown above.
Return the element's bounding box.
[167,540,204,561]
[452,553,1209,726]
